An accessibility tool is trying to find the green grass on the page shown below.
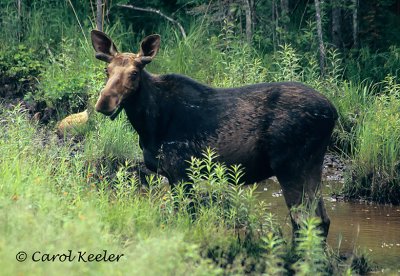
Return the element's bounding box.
[0,105,220,275]
[0,105,360,275]
[342,76,400,203]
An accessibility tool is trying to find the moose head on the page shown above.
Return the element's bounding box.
[90,30,161,119]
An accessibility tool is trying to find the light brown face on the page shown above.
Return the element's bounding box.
[96,53,141,116]
[91,30,160,119]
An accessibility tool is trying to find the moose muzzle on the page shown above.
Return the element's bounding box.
[95,92,123,120]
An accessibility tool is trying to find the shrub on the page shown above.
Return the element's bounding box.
[26,39,99,114]
[0,44,42,97]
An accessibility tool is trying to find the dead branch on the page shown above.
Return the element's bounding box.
[117,4,187,39]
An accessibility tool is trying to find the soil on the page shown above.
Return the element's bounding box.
[322,153,346,182]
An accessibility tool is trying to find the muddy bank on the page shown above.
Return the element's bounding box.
[323,153,346,182]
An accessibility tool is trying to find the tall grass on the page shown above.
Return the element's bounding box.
[0,105,220,275]
[332,81,374,153]
[343,76,400,203]
[0,0,87,49]
[344,46,400,83]
[0,105,358,275]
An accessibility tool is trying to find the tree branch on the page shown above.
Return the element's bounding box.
[117,4,187,39]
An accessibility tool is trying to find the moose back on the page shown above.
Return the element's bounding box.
[91,30,338,237]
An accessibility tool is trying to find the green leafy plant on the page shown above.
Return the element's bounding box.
[0,45,42,95]
[185,148,264,232]
[29,38,99,113]
[292,217,330,275]
[262,232,287,275]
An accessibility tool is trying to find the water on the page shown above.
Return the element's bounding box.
[256,179,400,269]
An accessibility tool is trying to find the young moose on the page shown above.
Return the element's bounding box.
[91,30,338,238]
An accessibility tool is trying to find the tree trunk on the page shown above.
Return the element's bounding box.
[243,0,253,44]
[272,0,277,49]
[352,0,358,48]
[331,0,342,49]
[250,0,255,26]
[314,0,325,76]
[17,0,21,17]
[96,0,103,31]
[280,0,289,29]
[17,0,22,41]
[280,0,288,13]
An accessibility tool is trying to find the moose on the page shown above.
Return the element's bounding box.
[91,30,338,238]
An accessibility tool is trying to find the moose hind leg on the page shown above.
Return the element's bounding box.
[276,163,330,240]
[316,197,330,238]
[305,163,330,238]
[275,172,307,238]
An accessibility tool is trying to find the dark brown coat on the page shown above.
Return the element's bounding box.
[91,30,338,237]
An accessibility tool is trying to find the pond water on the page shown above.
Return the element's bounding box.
[256,179,400,270]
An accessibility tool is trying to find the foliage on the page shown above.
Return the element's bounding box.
[344,46,400,83]
[0,106,358,275]
[155,27,219,83]
[261,232,287,275]
[0,45,42,95]
[0,0,90,47]
[343,75,400,203]
[25,39,101,114]
[292,217,330,275]
[0,105,219,275]
[186,148,267,233]
[215,40,268,87]
[332,81,374,152]
[84,112,141,162]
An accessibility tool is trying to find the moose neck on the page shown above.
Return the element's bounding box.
[123,70,163,146]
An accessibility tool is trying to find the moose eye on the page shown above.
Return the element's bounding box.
[130,71,138,79]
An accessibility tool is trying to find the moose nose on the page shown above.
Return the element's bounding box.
[95,92,116,116]
[95,102,108,115]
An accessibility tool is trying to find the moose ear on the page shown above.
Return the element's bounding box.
[138,34,161,62]
[91,30,118,62]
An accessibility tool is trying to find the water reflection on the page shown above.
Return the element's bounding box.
[256,179,400,269]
